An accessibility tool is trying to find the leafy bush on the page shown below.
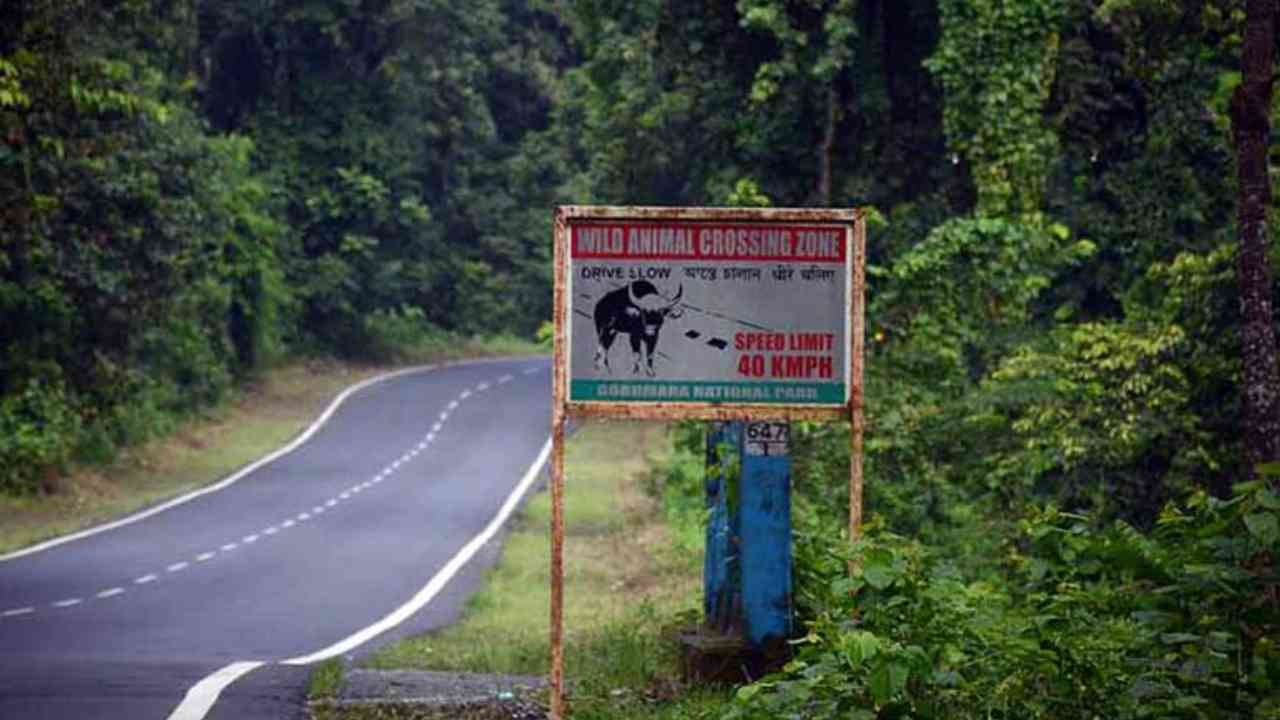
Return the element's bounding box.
[360,305,448,363]
[722,481,1280,720]
[0,380,82,495]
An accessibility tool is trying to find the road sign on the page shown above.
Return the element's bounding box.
[565,213,851,409]
[548,206,867,719]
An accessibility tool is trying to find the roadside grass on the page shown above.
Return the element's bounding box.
[331,420,733,720]
[0,336,541,556]
[309,658,347,700]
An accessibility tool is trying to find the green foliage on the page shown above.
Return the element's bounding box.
[926,0,1067,216]
[724,483,1279,719]
[0,380,81,495]
[360,306,445,364]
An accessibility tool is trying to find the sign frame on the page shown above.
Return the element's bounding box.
[547,205,866,719]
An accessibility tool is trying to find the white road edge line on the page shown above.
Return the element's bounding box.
[97,587,125,598]
[2,607,34,617]
[166,661,264,720]
[279,436,552,666]
[0,363,462,562]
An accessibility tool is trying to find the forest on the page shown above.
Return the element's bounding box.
[2,0,1278,716]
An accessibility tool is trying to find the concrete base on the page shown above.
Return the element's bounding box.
[678,628,790,686]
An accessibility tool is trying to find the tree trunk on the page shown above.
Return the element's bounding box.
[1230,0,1280,485]
[816,84,837,207]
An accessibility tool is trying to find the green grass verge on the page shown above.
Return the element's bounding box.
[309,658,347,700]
[0,338,542,556]
[344,420,734,720]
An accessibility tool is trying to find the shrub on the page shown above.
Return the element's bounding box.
[722,480,1280,720]
[0,380,82,495]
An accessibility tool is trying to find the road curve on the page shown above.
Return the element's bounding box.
[0,357,552,719]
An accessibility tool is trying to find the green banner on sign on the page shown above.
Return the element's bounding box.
[570,380,845,405]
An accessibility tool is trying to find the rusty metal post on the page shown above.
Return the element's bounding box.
[550,208,569,719]
[849,213,867,558]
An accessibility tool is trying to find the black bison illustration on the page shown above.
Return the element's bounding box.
[593,280,684,376]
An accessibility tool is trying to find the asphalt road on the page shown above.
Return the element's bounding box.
[0,358,553,719]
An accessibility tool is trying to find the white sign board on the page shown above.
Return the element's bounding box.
[564,216,851,406]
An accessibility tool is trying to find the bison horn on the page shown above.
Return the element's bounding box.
[665,284,683,307]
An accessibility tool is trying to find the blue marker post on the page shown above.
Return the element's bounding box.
[685,420,792,682]
[738,421,793,651]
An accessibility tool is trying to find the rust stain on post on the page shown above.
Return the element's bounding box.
[549,207,569,720]
[565,402,844,422]
[849,213,867,568]
[557,204,859,224]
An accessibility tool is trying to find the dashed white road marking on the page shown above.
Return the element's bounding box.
[2,363,450,563]
[2,362,536,633]
[166,660,264,720]
[158,362,542,714]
